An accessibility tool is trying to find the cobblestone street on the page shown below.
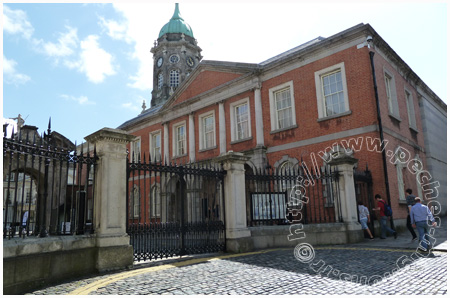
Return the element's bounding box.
[27,245,446,295]
[25,217,447,295]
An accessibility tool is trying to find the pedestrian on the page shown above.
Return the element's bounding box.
[358,200,374,239]
[20,210,28,237]
[405,189,418,241]
[372,194,397,239]
[410,197,437,251]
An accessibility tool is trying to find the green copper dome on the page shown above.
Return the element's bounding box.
[158,3,194,38]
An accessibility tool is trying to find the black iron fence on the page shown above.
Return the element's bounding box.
[245,164,342,226]
[3,122,97,239]
[127,154,226,261]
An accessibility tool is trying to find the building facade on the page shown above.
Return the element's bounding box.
[118,4,446,221]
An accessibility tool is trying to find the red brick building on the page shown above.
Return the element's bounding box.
[118,4,445,224]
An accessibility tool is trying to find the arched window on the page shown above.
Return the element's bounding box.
[150,186,161,218]
[278,161,295,192]
[169,69,180,87]
[158,73,163,90]
[131,185,140,218]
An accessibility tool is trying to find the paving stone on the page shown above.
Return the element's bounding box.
[24,246,446,295]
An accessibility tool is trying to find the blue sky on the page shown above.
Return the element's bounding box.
[2,1,447,144]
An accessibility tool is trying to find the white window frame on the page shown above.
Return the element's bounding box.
[269,81,297,132]
[158,73,163,90]
[149,130,162,161]
[384,70,400,119]
[130,137,141,161]
[315,62,350,119]
[172,121,187,157]
[230,98,251,142]
[132,185,140,218]
[404,88,417,130]
[198,111,216,150]
[150,185,161,218]
[169,69,180,87]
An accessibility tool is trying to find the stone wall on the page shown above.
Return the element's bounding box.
[3,236,97,294]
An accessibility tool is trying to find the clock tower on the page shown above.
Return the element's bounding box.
[150,3,202,107]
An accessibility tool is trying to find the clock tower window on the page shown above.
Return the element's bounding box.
[158,73,164,90]
[169,69,180,87]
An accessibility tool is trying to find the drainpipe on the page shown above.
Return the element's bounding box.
[369,50,395,230]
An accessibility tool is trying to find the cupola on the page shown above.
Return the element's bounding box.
[158,3,194,38]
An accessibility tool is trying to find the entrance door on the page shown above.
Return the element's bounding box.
[354,169,374,237]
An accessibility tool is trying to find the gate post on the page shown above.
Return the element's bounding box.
[215,152,253,253]
[328,153,363,243]
[85,128,136,272]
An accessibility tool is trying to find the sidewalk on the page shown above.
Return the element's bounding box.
[350,216,447,252]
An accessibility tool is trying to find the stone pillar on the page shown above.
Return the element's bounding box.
[218,101,226,155]
[163,122,169,162]
[254,86,264,147]
[84,128,135,272]
[189,113,195,162]
[215,152,253,252]
[328,154,362,243]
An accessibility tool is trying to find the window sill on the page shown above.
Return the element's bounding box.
[388,113,402,122]
[230,136,253,145]
[409,126,419,134]
[198,146,217,153]
[270,124,298,134]
[317,110,352,122]
[172,153,188,159]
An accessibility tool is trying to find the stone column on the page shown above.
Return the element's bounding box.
[328,154,362,243]
[189,113,195,162]
[218,101,226,155]
[84,128,135,272]
[254,86,265,147]
[215,152,253,252]
[163,122,169,162]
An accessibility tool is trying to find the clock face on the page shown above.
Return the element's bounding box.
[157,57,163,68]
[186,56,195,67]
[169,54,179,63]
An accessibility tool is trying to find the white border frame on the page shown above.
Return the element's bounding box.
[269,81,296,132]
[149,129,162,161]
[230,97,252,142]
[314,62,350,119]
[198,110,216,150]
[172,120,187,157]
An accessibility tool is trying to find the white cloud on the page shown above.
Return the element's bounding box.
[65,35,116,83]
[3,118,18,138]
[111,3,159,91]
[121,96,147,112]
[3,5,34,39]
[60,94,95,105]
[41,26,79,57]
[98,16,132,43]
[3,55,31,86]
[121,102,140,112]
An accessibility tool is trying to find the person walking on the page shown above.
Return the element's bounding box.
[373,194,397,239]
[358,201,374,239]
[410,197,437,251]
[405,189,418,241]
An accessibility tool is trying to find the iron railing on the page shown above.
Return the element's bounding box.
[126,153,226,261]
[245,164,342,226]
[3,121,97,239]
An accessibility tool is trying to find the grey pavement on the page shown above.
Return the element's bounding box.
[352,215,447,252]
[26,217,447,295]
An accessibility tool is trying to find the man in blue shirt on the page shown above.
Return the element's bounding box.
[410,197,437,251]
[405,189,418,241]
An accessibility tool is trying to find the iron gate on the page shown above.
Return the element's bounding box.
[126,155,226,261]
[354,167,374,237]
